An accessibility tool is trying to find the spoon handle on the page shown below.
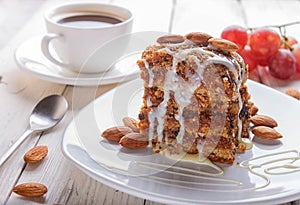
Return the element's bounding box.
[0,129,34,167]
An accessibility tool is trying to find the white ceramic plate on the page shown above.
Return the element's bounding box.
[14,36,140,86]
[62,79,300,204]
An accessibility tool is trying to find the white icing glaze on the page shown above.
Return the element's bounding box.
[142,59,153,107]
[234,54,246,141]
[148,95,170,141]
[241,138,253,150]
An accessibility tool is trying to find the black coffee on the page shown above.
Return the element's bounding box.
[57,14,123,28]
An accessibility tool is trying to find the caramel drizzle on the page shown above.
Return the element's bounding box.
[239,149,300,175]
[130,150,300,192]
[95,147,300,193]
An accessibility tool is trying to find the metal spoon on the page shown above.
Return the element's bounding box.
[0,94,68,166]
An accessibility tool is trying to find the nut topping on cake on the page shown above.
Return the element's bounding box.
[156,34,185,44]
[208,37,239,52]
[185,32,212,44]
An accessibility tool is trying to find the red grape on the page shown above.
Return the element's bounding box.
[269,49,296,79]
[255,56,270,66]
[238,45,257,73]
[292,43,300,73]
[249,28,281,65]
[221,25,248,52]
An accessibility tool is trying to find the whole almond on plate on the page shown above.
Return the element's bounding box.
[208,37,239,52]
[185,32,212,44]
[13,182,47,197]
[249,115,278,128]
[24,146,48,164]
[119,133,149,148]
[157,34,185,44]
[101,126,132,142]
[249,105,259,116]
[122,117,140,132]
[252,126,282,140]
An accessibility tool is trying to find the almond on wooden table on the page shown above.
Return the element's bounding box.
[119,133,149,148]
[249,115,278,128]
[285,88,300,100]
[23,146,48,164]
[252,126,282,140]
[13,182,47,197]
[101,126,132,142]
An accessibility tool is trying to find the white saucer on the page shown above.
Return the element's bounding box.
[14,36,140,86]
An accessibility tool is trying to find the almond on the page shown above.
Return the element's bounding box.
[249,105,259,116]
[249,115,278,128]
[157,34,185,44]
[208,37,239,52]
[185,32,212,44]
[13,182,47,197]
[122,117,140,132]
[285,88,300,100]
[24,146,48,164]
[252,126,282,140]
[119,133,149,148]
[101,126,132,142]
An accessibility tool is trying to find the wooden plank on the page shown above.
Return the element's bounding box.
[0,0,45,49]
[5,0,300,205]
[111,0,173,32]
[0,0,112,204]
[10,88,121,204]
[6,83,145,205]
[241,0,300,37]
[2,0,157,203]
[171,0,245,36]
[49,0,174,202]
[0,0,68,203]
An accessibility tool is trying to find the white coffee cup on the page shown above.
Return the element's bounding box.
[41,2,133,73]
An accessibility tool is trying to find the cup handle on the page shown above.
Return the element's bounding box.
[41,33,68,67]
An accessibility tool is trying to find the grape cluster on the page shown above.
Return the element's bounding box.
[221,25,300,80]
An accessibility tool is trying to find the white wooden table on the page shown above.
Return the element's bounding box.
[1,0,300,204]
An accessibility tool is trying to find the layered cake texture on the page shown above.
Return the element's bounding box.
[137,32,252,164]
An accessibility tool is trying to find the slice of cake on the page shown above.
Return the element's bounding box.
[137,32,251,164]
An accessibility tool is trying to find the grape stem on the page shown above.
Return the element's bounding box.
[248,21,300,50]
